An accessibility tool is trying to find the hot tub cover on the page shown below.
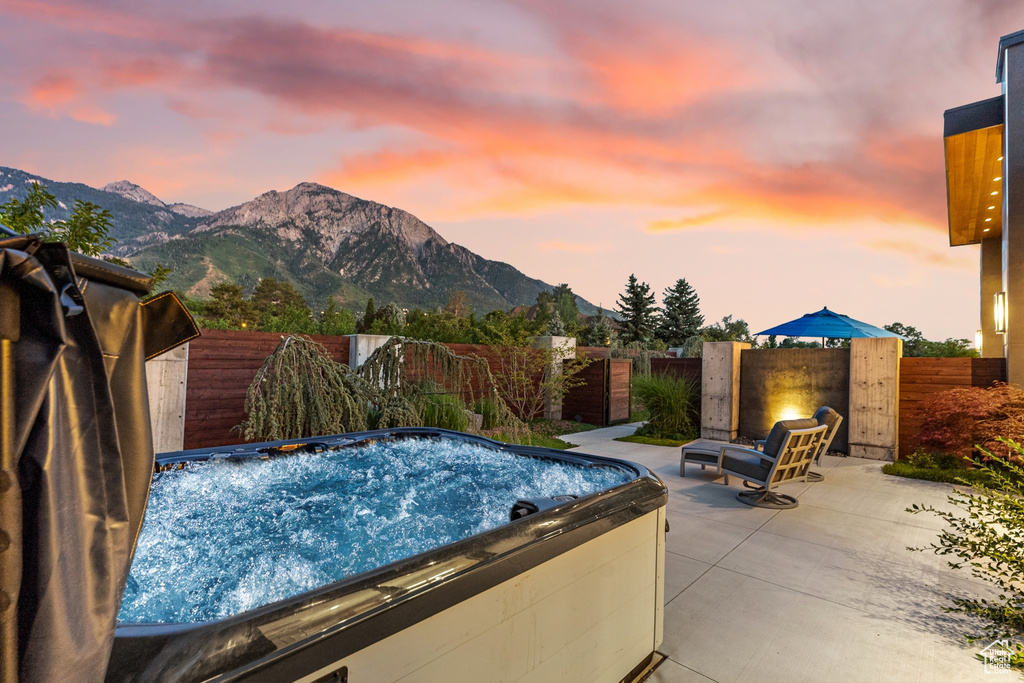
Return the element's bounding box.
[0,233,197,683]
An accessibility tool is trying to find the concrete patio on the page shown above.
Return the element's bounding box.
[564,424,1000,683]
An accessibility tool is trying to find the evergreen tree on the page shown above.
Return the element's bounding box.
[616,274,658,346]
[251,278,308,317]
[534,290,554,329]
[551,283,580,328]
[547,309,566,336]
[358,298,377,333]
[583,308,614,347]
[205,282,255,328]
[318,298,356,336]
[657,278,704,346]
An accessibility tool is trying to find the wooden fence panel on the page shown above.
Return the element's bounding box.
[650,358,701,382]
[607,359,632,424]
[561,359,632,426]
[898,357,1006,458]
[563,360,609,425]
[182,334,621,447]
[184,330,350,450]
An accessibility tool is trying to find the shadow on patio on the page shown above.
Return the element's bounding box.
[564,425,998,683]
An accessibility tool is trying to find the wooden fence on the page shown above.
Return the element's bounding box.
[650,358,702,383]
[183,333,621,449]
[180,334,1011,456]
[562,358,632,426]
[898,357,1006,458]
[184,331,350,449]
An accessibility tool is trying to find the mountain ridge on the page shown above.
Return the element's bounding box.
[0,167,596,315]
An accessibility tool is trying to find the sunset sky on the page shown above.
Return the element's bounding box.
[2,0,1022,341]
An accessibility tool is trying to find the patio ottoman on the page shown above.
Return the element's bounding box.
[680,440,726,478]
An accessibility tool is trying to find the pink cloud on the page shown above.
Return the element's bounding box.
[1,0,1014,234]
[21,72,116,125]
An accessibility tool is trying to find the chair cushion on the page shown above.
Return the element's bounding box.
[721,452,772,481]
[681,448,719,466]
[761,418,818,456]
[813,406,840,432]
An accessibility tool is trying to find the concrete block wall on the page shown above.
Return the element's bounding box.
[701,338,901,460]
[738,347,850,452]
[700,342,748,441]
[146,342,188,453]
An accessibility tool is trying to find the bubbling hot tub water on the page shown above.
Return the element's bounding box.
[118,437,630,625]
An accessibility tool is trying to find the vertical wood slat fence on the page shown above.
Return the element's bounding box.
[897,357,1006,458]
[184,332,619,449]
[561,358,632,426]
[184,331,350,450]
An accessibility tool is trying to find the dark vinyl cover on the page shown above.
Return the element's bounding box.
[0,235,197,683]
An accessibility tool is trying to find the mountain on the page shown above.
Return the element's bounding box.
[102,180,213,218]
[0,167,596,314]
[0,167,199,254]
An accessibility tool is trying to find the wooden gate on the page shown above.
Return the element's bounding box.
[562,358,632,426]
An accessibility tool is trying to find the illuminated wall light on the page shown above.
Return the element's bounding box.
[777,407,803,422]
[999,156,1005,160]
[976,330,983,353]
[995,291,1007,334]
[985,228,991,232]
[986,218,993,222]
[995,176,1003,181]
[989,206,996,210]
[992,191,1000,195]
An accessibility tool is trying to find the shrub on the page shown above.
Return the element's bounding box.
[492,342,594,420]
[918,383,1024,463]
[908,438,1024,668]
[905,449,969,471]
[474,397,502,430]
[416,393,470,432]
[631,372,699,440]
[883,460,996,488]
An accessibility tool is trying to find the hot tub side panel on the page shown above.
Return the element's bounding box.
[291,508,665,683]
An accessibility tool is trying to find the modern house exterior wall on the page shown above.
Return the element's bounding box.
[1003,37,1024,385]
[945,31,1024,384]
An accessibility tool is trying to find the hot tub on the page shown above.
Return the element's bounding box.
[107,428,667,683]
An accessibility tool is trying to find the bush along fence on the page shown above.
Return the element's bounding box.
[898,357,1006,458]
[147,331,621,452]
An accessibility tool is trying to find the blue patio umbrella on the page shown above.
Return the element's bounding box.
[756,307,907,343]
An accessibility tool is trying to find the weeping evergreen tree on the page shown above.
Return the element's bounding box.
[657,278,704,346]
[358,336,520,431]
[616,274,658,346]
[240,335,522,442]
[240,335,371,441]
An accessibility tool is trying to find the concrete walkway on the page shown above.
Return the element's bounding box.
[563,425,998,683]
